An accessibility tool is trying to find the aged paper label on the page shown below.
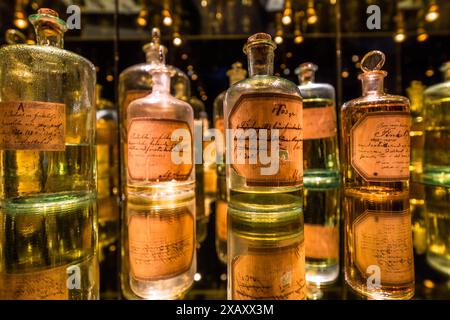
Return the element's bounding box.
[0,265,69,300]
[128,209,195,280]
[0,101,65,151]
[351,112,410,182]
[353,209,414,284]
[215,200,228,241]
[304,224,339,260]
[232,242,306,300]
[121,89,150,122]
[303,106,337,140]
[127,118,193,182]
[229,93,303,186]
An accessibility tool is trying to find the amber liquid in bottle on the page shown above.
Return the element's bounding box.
[341,51,414,299]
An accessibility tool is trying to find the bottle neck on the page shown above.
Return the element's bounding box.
[152,71,171,94]
[299,72,315,85]
[247,45,274,76]
[35,25,64,48]
[360,72,386,96]
[145,49,159,64]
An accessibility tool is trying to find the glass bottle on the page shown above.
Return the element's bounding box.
[213,62,247,177]
[425,183,450,275]
[118,28,189,188]
[96,84,119,248]
[173,71,208,244]
[224,33,303,209]
[228,204,306,300]
[121,46,195,300]
[0,8,98,299]
[297,62,340,185]
[423,62,450,187]
[341,51,413,299]
[406,81,427,255]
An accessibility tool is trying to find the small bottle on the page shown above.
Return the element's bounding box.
[297,62,340,185]
[125,47,195,199]
[0,8,98,299]
[228,204,306,300]
[304,184,340,285]
[213,62,247,177]
[215,174,228,264]
[425,184,450,275]
[118,28,189,187]
[96,84,119,247]
[173,72,209,244]
[341,51,414,299]
[122,46,195,300]
[224,33,303,208]
[423,62,450,187]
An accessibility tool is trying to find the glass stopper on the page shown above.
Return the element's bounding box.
[361,50,385,73]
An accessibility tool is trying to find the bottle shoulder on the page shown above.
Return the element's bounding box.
[424,81,450,98]
[129,93,193,115]
[342,93,409,110]
[0,44,95,73]
[226,75,301,100]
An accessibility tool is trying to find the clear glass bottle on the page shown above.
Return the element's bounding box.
[406,81,427,255]
[0,8,98,299]
[118,28,189,189]
[96,84,119,248]
[173,71,208,244]
[215,174,227,264]
[341,51,413,299]
[423,62,450,187]
[297,62,340,186]
[213,62,247,177]
[425,184,450,275]
[228,204,306,300]
[304,182,340,285]
[224,33,303,208]
[121,46,195,300]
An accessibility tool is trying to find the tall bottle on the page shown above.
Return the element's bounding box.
[173,72,208,244]
[406,81,426,255]
[215,174,228,264]
[121,46,196,300]
[213,62,247,177]
[224,33,303,209]
[0,8,98,299]
[341,51,413,299]
[423,62,450,187]
[95,84,119,298]
[297,62,339,185]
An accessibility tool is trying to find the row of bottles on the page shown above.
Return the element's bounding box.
[1,7,449,300]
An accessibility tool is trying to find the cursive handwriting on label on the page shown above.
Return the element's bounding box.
[351,112,410,181]
[0,101,65,151]
[232,242,306,300]
[127,118,193,182]
[229,93,303,186]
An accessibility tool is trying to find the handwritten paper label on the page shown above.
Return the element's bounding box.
[232,242,306,300]
[127,118,193,182]
[0,265,69,300]
[304,224,339,260]
[229,93,303,186]
[215,200,228,241]
[303,106,337,140]
[0,101,65,151]
[128,208,194,281]
[353,209,414,284]
[351,112,410,182]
